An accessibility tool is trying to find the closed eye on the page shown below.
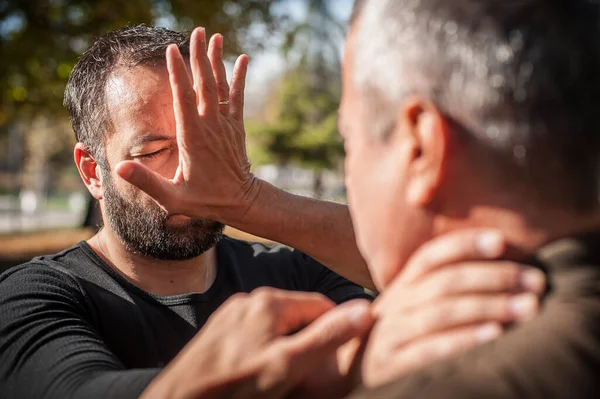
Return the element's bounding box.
[136,148,167,160]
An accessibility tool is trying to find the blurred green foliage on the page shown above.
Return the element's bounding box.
[0,0,280,125]
[0,0,284,196]
[0,0,348,201]
[247,0,345,196]
[247,67,342,170]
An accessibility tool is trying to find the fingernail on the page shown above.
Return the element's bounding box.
[475,231,504,258]
[509,294,538,321]
[520,268,545,293]
[476,323,501,343]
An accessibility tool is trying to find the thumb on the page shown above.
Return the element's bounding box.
[115,160,177,211]
[285,300,374,365]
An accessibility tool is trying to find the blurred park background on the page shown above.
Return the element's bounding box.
[0,0,354,271]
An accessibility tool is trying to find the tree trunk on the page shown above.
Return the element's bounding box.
[313,170,324,199]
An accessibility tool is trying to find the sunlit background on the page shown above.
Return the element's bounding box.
[0,0,354,270]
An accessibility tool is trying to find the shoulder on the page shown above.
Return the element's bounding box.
[218,237,371,303]
[0,247,93,316]
[219,236,295,257]
[218,236,301,270]
[349,297,600,399]
[1,259,84,294]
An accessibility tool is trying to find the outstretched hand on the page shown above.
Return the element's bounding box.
[141,289,374,399]
[115,27,258,221]
[353,229,546,388]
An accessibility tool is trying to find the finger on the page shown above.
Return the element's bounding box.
[285,300,374,353]
[395,293,538,345]
[265,300,374,388]
[190,27,219,115]
[249,288,336,336]
[400,229,506,283]
[423,262,546,297]
[375,261,545,316]
[404,262,547,308]
[208,33,231,114]
[166,44,202,151]
[115,161,177,212]
[230,54,248,120]
[375,322,501,387]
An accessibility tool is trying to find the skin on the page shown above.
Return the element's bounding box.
[106,27,546,397]
[75,63,220,296]
[339,22,600,387]
[109,33,373,290]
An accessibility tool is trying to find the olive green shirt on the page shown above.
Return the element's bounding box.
[348,231,600,398]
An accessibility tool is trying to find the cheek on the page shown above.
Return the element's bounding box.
[107,169,152,207]
[345,146,391,262]
[345,141,421,290]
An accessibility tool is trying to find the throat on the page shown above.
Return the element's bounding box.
[88,230,217,296]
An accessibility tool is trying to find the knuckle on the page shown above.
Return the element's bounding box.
[423,271,455,299]
[409,341,438,365]
[251,288,280,312]
[266,346,293,378]
[229,292,249,303]
[418,306,448,335]
[412,250,435,271]
[499,294,516,320]
[217,79,230,90]
[205,80,218,94]
[500,262,522,290]
[223,292,249,308]
[183,87,197,101]
[434,303,454,327]
[480,294,511,321]
[440,268,463,294]
[462,298,486,321]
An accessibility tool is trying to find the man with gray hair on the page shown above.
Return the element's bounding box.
[341,0,600,397]
[0,21,544,399]
[126,0,600,396]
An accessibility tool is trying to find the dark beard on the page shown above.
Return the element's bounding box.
[102,171,224,261]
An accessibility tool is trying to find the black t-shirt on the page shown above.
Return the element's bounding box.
[0,237,370,399]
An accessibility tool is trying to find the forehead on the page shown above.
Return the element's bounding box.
[105,64,172,117]
[103,64,174,144]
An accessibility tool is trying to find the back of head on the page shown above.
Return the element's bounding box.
[64,24,189,167]
[353,0,600,212]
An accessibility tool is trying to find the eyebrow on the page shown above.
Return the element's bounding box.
[128,134,173,148]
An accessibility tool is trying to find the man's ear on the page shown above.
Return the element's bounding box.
[397,97,449,206]
[74,143,104,200]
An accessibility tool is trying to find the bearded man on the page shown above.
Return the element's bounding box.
[0,22,543,399]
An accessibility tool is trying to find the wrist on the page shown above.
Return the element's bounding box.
[140,369,180,399]
[218,175,266,227]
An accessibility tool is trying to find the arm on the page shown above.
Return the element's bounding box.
[0,265,160,398]
[224,180,373,290]
[0,262,372,399]
[114,32,373,289]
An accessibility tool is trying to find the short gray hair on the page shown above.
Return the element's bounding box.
[352,0,600,211]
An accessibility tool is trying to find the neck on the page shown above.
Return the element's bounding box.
[88,228,217,296]
[439,205,600,259]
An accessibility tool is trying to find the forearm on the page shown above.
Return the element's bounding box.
[225,179,374,290]
[75,369,161,399]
